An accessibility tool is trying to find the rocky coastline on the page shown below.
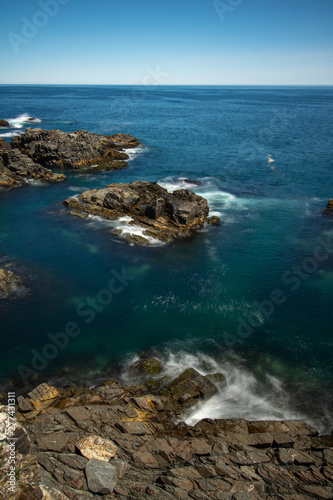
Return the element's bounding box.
[0,128,141,190]
[0,357,332,499]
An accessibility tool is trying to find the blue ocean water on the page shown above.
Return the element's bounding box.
[0,85,332,431]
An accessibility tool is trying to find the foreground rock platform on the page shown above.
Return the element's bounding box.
[11,128,140,170]
[63,180,210,244]
[0,138,66,189]
[0,362,332,499]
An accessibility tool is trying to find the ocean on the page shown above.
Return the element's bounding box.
[0,85,332,432]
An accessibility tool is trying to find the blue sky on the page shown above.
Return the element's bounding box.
[1,0,332,85]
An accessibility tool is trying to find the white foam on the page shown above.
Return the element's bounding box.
[7,113,42,129]
[121,350,325,430]
[126,145,148,161]
[114,215,164,246]
[0,131,21,138]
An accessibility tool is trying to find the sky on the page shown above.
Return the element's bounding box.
[0,0,332,85]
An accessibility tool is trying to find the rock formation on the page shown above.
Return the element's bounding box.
[1,362,332,499]
[323,200,333,216]
[0,267,29,299]
[0,138,66,189]
[63,181,210,244]
[0,120,10,127]
[11,128,140,170]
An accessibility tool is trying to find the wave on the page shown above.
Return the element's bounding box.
[0,131,21,138]
[126,144,148,161]
[7,113,42,129]
[121,350,331,432]
[85,214,164,246]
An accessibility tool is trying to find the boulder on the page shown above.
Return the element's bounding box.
[76,435,118,461]
[159,368,218,407]
[11,128,139,170]
[207,216,222,226]
[129,357,163,376]
[64,181,210,245]
[0,120,9,127]
[85,458,118,494]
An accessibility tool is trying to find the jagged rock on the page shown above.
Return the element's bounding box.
[0,120,9,127]
[0,267,29,299]
[85,458,118,494]
[76,435,118,461]
[64,181,210,244]
[323,199,333,215]
[11,128,139,170]
[0,140,66,189]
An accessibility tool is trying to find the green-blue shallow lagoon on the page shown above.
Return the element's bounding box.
[0,85,332,431]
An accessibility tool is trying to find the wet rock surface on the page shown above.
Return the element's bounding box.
[63,180,210,244]
[0,120,10,127]
[1,361,332,499]
[0,138,66,189]
[11,128,140,170]
[0,267,29,299]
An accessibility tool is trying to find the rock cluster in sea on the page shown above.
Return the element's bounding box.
[63,180,211,244]
[1,358,332,499]
[0,138,66,189]
[11,128,139,170]
[323,199,333,216]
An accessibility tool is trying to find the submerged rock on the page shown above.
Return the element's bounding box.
[64,180,210,244]
[0,267,29,299]
[207,215,222,226]
[129,357,163,376]
[11,128,140,170]
[0,138,66,189]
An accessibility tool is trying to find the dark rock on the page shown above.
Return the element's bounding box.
[207,216,222,226]
[11,128,139,170]
[323,199,333,215]
[64,180,210,245]
[129,357,163,376]
[36,432,76,453]
[0,144,66,189]
[159,368,217,407]
[0,120,9,127]
[205,372,225,384]
[111,458,128,478]
[85,458,118,494]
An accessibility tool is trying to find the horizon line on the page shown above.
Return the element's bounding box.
[1,83,333,87]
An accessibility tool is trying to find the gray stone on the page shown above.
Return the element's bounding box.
[85,458,117,494]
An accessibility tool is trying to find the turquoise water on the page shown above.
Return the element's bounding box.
[0,85,332,431]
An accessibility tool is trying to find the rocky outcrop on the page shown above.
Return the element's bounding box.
[11,128,140,170]
[63,180,210,244]
[0,120,10,127]
[0,267,29,299]
[323,200,333,216]
[2,363,332,500]
[0,138,66,189]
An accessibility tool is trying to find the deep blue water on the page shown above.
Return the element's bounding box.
[0,85,333,431]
